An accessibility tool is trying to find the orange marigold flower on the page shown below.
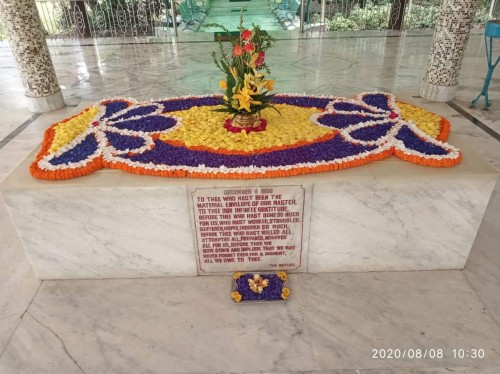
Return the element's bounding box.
[281,287,291,300]
[241,29,252,40]
[277,271,288,281]
[233,44,243,57]
[231,291,242,302]
[233,271,244,280]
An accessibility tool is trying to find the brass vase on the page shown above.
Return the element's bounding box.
[232,113,261,128]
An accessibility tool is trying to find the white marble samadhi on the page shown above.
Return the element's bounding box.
[1,132,497,279]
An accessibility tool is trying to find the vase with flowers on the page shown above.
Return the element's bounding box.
[210,16,277,133]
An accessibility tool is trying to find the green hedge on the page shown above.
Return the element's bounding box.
[327,1,493,31]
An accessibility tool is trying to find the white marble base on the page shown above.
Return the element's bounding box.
[25,90,65,113]
[420,80,458,102]
[1,134,497,279]
[3,186,197,279]
[309,177,495,272]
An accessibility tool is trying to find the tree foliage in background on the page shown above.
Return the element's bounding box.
[327,1,390,30]
[474,7,493,25]
[326,15,358,31]
[327,0,494,31]
[349,2,390,29]
[403,4,440,29]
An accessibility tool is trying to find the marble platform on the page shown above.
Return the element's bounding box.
[1,128,497,280]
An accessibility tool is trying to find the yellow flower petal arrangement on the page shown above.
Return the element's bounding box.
[161,104,329,153]
[398,102,448,140]
[49,106,100,153]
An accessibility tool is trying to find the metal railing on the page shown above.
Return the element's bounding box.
[34,0,170,39]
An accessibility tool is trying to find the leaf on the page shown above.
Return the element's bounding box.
[269,105,282,116]
[205,23,230,33]
[212,107,233,113]
[220,59,230,74]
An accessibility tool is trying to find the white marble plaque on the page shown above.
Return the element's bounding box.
[190,185,306,274]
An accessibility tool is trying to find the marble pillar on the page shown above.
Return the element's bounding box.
[0,0,65,112]
[420,0,477,102]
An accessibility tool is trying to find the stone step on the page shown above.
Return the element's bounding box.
[208,8,273,16]
[200,15,283,31]
[207,0,269,9]
[208,3,271,11]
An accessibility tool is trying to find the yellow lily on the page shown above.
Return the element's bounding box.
[264,79,275,91]
[229,67,238,80]
[232,87,262,112]
[243,73,261,95]
[246,72,270,95]
[247,52,260,69]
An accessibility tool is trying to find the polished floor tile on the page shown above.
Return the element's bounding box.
[464,185,500,326]
[0,201,40,353]
[0,276,314,374]
[299,271,500,370]
[0,106,80,182]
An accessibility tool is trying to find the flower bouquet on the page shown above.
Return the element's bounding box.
[210,15,278,133]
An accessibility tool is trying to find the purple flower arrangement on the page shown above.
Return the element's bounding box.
[231,272,290,303]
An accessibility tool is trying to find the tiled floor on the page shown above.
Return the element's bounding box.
[0,32,499,373]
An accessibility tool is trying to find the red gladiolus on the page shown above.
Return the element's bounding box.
[241,29,252,40]
[244,43,254,52]
[255,51,265,67]
[233,44,243,57]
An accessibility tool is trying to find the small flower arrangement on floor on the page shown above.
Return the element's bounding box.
[231,271,291,303]
[209,14,277,131]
